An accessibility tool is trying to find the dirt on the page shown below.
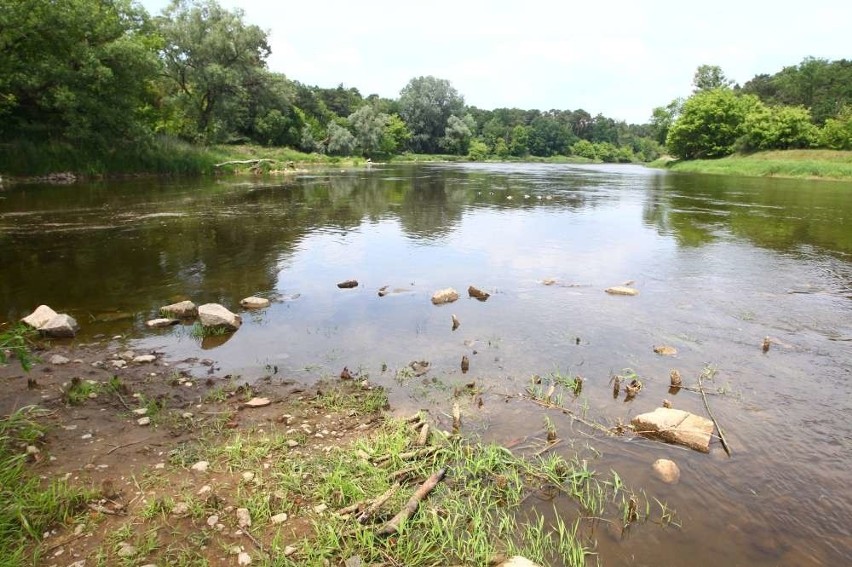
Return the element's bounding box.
[1,339,386,566]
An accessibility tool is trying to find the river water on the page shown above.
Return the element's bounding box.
[1,163,851,564]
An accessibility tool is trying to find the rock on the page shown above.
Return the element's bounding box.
[271,512,288,524]
[116,543,137,558]
[198,303,242,331]
[191,460,209,473]
[337,280,359,289]
[160,300,198,318]
[542,278,557,286]
[340,366,353,380]
[240,296,270,309]
[286,440,299,448]
[467,285,490,301]
[112,359,127,369]
[238,552,252,565]
[50,355,71,365]
[283,546,297,557]
[133,354,156,363]
[605,286,639,296]
[172,502,190,516]
[242,472,255,482]
[206,514,219,527]
[236,508,251,528]
[137,417,151,426]
[119,350,135,360]
[499,557,543,567]
[451,314,460,330]
[244,397,271,408]
[39,314,79,338]
[431,288,459,305]
[409,360,430,376]
[312,503,327,514]
[21,305,58,329]
[146,318,179,328]
[653,345,678,356]
[345,556,362,567]
[377,285,389,297]
[652,459,681,484]
[631,408,714,453]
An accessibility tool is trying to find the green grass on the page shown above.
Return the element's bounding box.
[651,149,852,180]
[0,324,38,371]
[0,408,92,565]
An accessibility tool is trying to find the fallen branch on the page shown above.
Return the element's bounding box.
[377,468,446,536]
[697,371,732,457]
[532,438,563,457]
[358,483,400,524]
[214,159,275,167]
[524,396,617,436]
[105,437,155,455]
[415,423,430,446]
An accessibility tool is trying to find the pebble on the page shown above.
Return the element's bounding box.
[133,408,148,415]
[197,485,212,495]
[286,440,299,448]
[172,502,190,516]
[244,397,271,408]
[242,471,254,482]
[270,512,288,524]
[133,354,156,364]
[116,543,136,558]
[191,460,209,473]
[237,552,252,565]
[26,445,40,456]
[312,503,327,514]
[236,508,251,528]
[206,514,219,527]
[136,417,151,426]
[284,546,297,556]
[154,462,165,469]
[50,355,71,365]
[81,433,92,440]
[111,360,127,369]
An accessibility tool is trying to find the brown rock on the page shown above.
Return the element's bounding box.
[160,300,198,318]
[631,407,714,453]
[431,288,459,305]
[240,296,270,309]
[198,303,241,331]
[337,280,359,289]
[651,458,681,484]
[39,314,79,338]
[467,285,490,301]
[654,345,678,356]
[244,397,271,408]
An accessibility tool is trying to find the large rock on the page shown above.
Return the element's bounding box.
[160,300,197,318]
[39,314,80,338]
[431,288,459,305]
[651,458,681,484]
[631,407,714,453]
[198,303,241,331]
[21,305,58,329]
[240,296,270,309]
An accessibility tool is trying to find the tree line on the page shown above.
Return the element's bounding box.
[0,0,661,166]
[653,61,852,159]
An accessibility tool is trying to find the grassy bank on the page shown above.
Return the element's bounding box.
[650,150,852,181]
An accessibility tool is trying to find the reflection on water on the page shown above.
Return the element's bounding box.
[2,164,851,564]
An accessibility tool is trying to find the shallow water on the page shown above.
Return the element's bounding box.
[2,164,851,564]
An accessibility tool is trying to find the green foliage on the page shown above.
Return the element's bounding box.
[650,98,683,145]
[570,139,597,160]
[325,122,357,156]
[0,325,37,371]
[398,76,465,153]
[739,104,817,151]
[467,139,489,161]
[666,89,761,159]
[380,114,412,155]
[820,106,852,150]
[439,114,475,155]
[348,104,390,157]
[692,64,734,92]
[509,125,530,157]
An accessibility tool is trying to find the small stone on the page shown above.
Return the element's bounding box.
[87,392,98,399]
[182,412,194,419]
[431,288,459,305]
[26,445,40,455]
[467,285,490,301]
[67,561,86,567]
[312,503,327,514]
[240,296,270,309]
[133,354,156,363]
[146,318,179,328]
[653,345,678,356]
[133,408,148,415]
[286,439,299,448]
[498,557,543,567]
[81,433,92,440]
[116,543,136,558]
[197,485,212,495]
[242,471,255,482]
[337,280,359,289]
[50,355,71,365]
[206,514,219,527]
[270,512,288,524]
[605,286,639,296]
[154,462,165,469]
[345,556,362,567]
[198,303,241,331]
[244,397,271,408]
[284,546,297,556]
[137,417,151,426]
[191,460,209,473]
[21,305,58,329]
[111,360,127,369]
[236,508,251,528]
[172,502,190,516]
[160,300,198,318]
[119,350,135,360]
[651,458,681,484]
[238,552,252,566]
[542,278,557,286]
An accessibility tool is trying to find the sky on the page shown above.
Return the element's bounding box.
[139,0,852,124]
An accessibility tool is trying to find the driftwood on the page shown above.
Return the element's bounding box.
[377,468,446,536]
[214,159,275,167]
[697,370,732,457]
[452,402,461,434]
[416,423,430,446]
[357,483,400,524]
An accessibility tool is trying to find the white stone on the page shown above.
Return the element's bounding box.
[133,354,156,364]
[206,514,219,527]
[40,314,80,338]
[286,439,299,448]
[146,318,178,328]
[172,502,190,516]
[605,286,639,296]
[284,546,297,556]
[160,300,197,318]
[431,288,459,305]
[498,557,543,567]
[240,296,270,309]
[198,303,242,331]
[21,305,58,329]
[244,397,271,408]
[197,485,212,495]
[652,459,681,484]
[137,417,151,426]
[236,508,251,528]
[238,551,252,566]
[242,472,254,482]
[81,433,92,440]
[631,407,714,453]
[26,445,40,455]
[133,408,148,415]
[312,503,327,514]
[50,355,71,365]
[270,512,288,524]
[111,360,127,369]
[116,543,136,558]
[191,460,209,473]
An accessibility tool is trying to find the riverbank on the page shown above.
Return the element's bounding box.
[0,339,678,566]
[649,149,852,181]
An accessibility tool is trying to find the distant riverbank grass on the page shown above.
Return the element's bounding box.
[650,150,852,181]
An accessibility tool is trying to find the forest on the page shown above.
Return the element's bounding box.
[2,0,851,175]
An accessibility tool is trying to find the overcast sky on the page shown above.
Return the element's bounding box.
[139,0,851,123]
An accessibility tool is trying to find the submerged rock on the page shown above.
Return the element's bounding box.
[431,288,459,305]
[240,296,270,309]
[467,285,490,301]
[198,303,242,331]
[40,314,79,338]
[337,280,359,289]
[605,286,639,296]
[133,354,156,364]
[653,345,678,356]
[651,458,681,484]
[21,305,58,329]
[160,300,197,318]
[146,318,179,328]
[50,354,71,365]
[631,407,714,453]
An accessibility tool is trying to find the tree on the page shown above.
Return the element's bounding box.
[156,0,270,142]
[692,65,734,92]
[509,125,530,157]
[0,0,159,146]
[649,98,684,146]
[570,139,597,159]
[379,114,411,154]
[439,114,475,155]
[398,76,465,153]
[467,139,489,161]
[324,122,356,156]
[666,89,760,159]
[820,105,852,149]
[348,104,390,156]
[740,104,817,151]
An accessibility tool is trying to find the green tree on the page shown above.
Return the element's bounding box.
[493,137,509,158]
[379,114,411,154]
[509,125,530,157]
[570,139,597,159]
[649,98,683,146]
[348,104,390,157]
[692,64,734,92]
[324,122,356,156]
[439,114,475,155]
[467,139,489,161]
[398,76,465,153]
[740,104,817,151]
[666,89,760,159]
[156,0,270,142]
[820,105,852,149]
[0,0,159,147]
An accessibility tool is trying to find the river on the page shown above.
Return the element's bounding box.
[1,163,851,564]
